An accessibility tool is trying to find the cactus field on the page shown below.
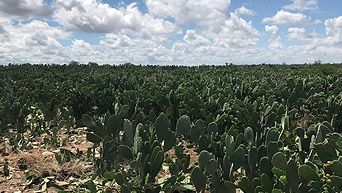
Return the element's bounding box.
[1,63,342,193]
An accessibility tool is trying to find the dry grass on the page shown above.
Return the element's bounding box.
[13,149,92,180]
[0,127,94,192]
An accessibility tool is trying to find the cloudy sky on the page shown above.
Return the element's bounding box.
[0,0,342,65]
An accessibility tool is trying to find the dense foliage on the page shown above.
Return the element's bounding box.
[1,63,342,192]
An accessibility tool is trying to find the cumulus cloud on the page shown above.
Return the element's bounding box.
[234,6,255,16]
[67,39,105,63]
[0,0,52,20]
[0,20,70,64]
[325,16,342,38]
[263,10,309,25]
[204,13,260,48]
[283,0,318,11]
[183,30,211,46]
[287,27,321,45]
[1,0,342,65]
[324,16,342,46]
[53,0,180,35]
[313,19,322,24]
[285,17,342,48]
[265,25,283,48]
[146,0,230,30]
[0,25,6,34]
[99,33,171,64]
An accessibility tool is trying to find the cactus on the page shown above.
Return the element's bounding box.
[190,126,200,142]
[244,127,254,145]
[163,131,176,151]
[198,150,212,169]
[261,173,272,193]
[118,145,133,160]
[123,119,134,146]
[82,114,94,128]
[298,165,320,181]
[94,121,105,138]
[225,135,235,157]
[231,146,245,171]
[208,122,218,136]
[176,115,191,136]
[106,114,121,138]
[271,152,287,170]
[329,175,342,187]
[258,145,267,162]
[86,132,102,144]
[155,112,169,142]
[170,163,179,176]
[195,119,205,135]
[267,141,279,158]
[329,133,342,152]
[151,147,164,179]
[205,159,218,176]
[329,159,342,177]
[238,177,253,193]
[286,159,299,192]
[252,177,261,189]
[271,167,285,178]
[193,118,209,147]
[295,127,305,138]
[266,128,279,145]
[149,109,157,122]
[248,146,258,170]
[259,157,272,175]
[272,189,283,193]
[254,186,264,192]
[315,141,338,163]
[191,166,207,193]
[199,135,209,151]
[316,123,333,143]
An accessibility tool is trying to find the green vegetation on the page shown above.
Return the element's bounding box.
[1,63,342,192]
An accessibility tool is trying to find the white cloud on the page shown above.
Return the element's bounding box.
[313,19,322,24]
[183,30,211,46]
[263,10,309,25]
[0,25,6,34]
[146,0,230,30]
[325,16,342,39]
[1,0,341,65]
[71,39,98,57]
[265,25,283,48]
[147,0,260,48]
[287,27,321,44]
[0,0,52,20]
[0,19,70,64]
[324,16,342,46]
[204,13,260,48]
[99,33,171,64]
[285,17,342,48]
[283,0,318,11]
[67,39,105,63]
[53,0,180,35]
[234,6,255,16]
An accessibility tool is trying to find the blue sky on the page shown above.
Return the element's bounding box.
[0,0,342,65]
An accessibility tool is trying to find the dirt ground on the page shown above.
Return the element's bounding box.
[0,129,242,193]
[0,127,93,193]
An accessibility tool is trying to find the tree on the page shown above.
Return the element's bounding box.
[69,60,80,66]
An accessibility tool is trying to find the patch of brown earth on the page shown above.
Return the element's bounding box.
[0,127,93,193]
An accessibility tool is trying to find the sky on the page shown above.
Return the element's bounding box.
[0,0,342,65]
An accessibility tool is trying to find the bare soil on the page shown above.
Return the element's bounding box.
[0,127,93,193]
